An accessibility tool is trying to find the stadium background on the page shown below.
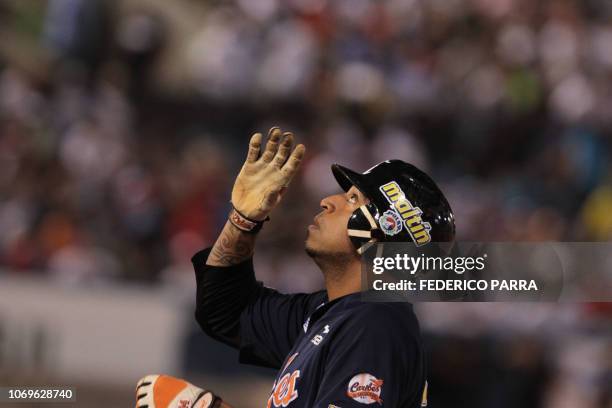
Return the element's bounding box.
[0,0,610,406]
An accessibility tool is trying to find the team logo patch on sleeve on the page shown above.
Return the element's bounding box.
[346,373,383,405]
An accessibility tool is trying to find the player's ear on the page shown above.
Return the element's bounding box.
[352,187,369,205]
[360,192,370,205]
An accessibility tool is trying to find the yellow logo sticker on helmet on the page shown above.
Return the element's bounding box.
[379,181,432,246]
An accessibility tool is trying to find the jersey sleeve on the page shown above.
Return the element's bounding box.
[192,247,326,370]
[238,286,326,369]
[313,304,426,408]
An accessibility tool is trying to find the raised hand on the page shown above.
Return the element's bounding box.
[231,127,305,221]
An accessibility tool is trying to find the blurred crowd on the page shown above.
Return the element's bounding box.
[0,0,611,407]
[0,0,610,287]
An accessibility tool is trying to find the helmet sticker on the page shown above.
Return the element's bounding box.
[378,210,403,236]
[379,181,432,246]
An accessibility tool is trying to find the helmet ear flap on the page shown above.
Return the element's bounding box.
[347,203,380,254]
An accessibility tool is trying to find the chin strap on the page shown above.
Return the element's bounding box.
[348,205,381,255]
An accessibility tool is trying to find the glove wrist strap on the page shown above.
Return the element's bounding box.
[229,206,269,233]
[192,391,223,408]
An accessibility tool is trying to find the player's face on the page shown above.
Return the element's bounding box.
[305,185,368,256]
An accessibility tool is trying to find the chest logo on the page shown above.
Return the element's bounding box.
[268,370,300,408]
[346,373,383,405]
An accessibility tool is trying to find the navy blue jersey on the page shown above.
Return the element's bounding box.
[193,248,427,408]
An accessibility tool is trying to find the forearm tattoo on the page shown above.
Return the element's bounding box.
[207,221,256,266]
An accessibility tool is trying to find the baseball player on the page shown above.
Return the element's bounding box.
[135,127,455,408]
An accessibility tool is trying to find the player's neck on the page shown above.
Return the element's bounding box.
[322,260,362,301]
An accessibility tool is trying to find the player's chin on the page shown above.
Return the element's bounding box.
[304,232,314,248]
[304,234,320,255]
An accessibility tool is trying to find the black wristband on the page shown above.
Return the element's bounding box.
[228,206,269,233]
